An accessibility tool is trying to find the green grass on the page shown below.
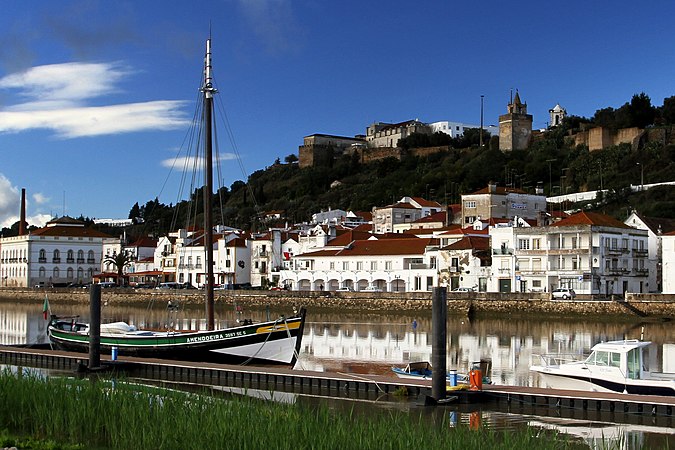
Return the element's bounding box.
[0,368,587,450]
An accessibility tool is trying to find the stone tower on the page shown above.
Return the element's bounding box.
[498,91,533,151]
[548,103,566,127]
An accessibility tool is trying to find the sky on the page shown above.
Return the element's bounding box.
[1,0,674,229]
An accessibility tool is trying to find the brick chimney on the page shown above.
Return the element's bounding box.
[18,188,26,235]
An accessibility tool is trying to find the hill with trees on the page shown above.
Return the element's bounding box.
[3,93,673,240]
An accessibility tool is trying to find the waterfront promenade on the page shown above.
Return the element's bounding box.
[1,287,673,319]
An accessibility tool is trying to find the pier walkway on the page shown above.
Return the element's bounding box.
[1,345,673,417]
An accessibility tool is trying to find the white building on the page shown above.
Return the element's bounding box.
[429,121,498,138]
[662,231,675,294]
[0,217,111,287]
[624,211,675,292]
[279,237,439,292]
[461,183,547,225]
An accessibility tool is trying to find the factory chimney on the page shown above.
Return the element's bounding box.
[19,188,26,235]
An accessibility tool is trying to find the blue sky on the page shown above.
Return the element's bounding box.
[1,0,674,228]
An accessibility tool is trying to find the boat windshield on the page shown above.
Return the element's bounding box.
[585,350,621,367]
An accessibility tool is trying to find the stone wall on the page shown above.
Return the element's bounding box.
[2,288,673,319]
[573,126,643,151]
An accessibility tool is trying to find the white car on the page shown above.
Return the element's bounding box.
[552,288,576,299]
[452,287,473,292]
[336,287,354,292]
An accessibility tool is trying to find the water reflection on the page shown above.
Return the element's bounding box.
[1,302,673,388]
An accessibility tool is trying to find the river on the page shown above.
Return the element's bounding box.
[1,299,673,449]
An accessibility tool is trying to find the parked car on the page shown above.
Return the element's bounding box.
[98,281,117,288]
[360,287,383,292]
[156,282,180,289]
[336,287,354,292]
[552,288,576,299]
[452,287,473,292]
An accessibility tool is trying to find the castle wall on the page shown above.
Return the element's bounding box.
[499,113,532,151]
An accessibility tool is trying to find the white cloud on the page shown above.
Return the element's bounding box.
[32,193,49,205]
[0,62,129,107]
[0,174,19,228]
[0,62,190,138]
[160,153,238,169]
[0,174,52,229]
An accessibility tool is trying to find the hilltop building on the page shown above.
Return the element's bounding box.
[499,91,533,151]
[430,121,498,138]
[549,104,566,127]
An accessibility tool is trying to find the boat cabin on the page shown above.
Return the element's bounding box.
[584,340,650,380]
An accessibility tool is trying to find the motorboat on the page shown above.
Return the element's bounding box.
[530,340,675,396]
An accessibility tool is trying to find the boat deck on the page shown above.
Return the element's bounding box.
[1,345,673,416]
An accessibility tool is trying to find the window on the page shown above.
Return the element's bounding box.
[329,262,335,270]
[572,237,578,249]
[518,239,530,250]
[532,239,541,250]
[356,261,363,270]
[465,201,476,208]
[53,267,60,279]
[342,261,349,270]
[370,261,377,270]
[385,261,392,270]
[53,249,60,263]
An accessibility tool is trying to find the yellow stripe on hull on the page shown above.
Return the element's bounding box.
[255,321,301,334]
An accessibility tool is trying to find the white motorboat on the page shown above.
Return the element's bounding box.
[530,340,675,396]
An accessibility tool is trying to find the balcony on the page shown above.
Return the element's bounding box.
[52,258,61,263]
[38,258,47,263]
[77,258,85,264]
[86,259,96,264]
[607,267,629,276]
[606,247,627,256]
[635,268,649,276]
[492,248,513,255]
[632,249,648,257]
[66,258,75,263]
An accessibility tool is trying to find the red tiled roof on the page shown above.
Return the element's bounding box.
[414,211,447,223]
[352,223,373,232]
[410,197,442,208]
[300,237,437,257]
[355,211,373,221]
[551,211,633,229]
[327,230,373,246]
[443,236,490,251]
[32,224,112,238]
[129,236,158,248]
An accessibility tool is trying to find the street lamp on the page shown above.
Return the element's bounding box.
[480,95,484,147]
[546,159,557,197]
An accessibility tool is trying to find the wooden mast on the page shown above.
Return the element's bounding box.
[202,38,216,330]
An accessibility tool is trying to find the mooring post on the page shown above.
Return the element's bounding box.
[431,286,447,401]
[88,283,101,369]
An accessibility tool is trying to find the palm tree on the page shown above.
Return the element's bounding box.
[103,251,135,286]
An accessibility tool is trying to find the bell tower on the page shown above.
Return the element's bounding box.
[499,90,533,151]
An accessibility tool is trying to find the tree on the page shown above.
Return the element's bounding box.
[128,202,140,220]
[284,154,299,164]
[628,92,655,128]
[103,251,135,286]
[662,96,675,124]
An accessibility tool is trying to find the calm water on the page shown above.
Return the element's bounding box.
[1,298,673,449]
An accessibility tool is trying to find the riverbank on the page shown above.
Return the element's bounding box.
[1,287,674,320]
[0,369,581,450]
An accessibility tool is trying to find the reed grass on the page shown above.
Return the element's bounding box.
[0,368,589,450]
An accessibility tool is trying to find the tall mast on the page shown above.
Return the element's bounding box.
[201,38,217,330]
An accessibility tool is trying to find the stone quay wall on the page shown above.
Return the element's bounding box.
[1,288,673,319]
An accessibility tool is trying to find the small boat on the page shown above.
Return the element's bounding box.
[48,38,307,367]
[49,309,306,365]
[530,340,675,396]
[392,361,492,385]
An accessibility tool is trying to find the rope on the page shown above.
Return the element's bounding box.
[336,372,386,394]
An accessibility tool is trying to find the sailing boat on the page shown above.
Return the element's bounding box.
[48,39,306,366]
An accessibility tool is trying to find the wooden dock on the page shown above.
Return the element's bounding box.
[1,345,673,417]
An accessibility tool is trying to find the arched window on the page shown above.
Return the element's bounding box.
[39,249,46,262]
[87,250,95,263]
[77,250,84,263]
[77,267,84,281]
[67,267,74,279]
[67,250,74,262]
[53,267,60,279]
[87,268,94,278]
[53,249,60,263]
[39,267,46,278]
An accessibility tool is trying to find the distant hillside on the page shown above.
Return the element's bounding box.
[104,118,675,241]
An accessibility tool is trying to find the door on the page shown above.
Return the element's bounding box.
[499,279,511,293]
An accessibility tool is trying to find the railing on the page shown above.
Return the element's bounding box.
[66,258,74,263]
[86,259,96,264]
[77,258,85,264]
[635,268,649,275]
[38,258,47,263]
[492,248,514,255]
[52,258,61,263]
[632,249,648,257]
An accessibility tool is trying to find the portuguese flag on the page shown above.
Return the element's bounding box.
[42,295,50,320]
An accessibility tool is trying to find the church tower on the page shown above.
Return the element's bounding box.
[548,103,566,127]
[499,91,533,151]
